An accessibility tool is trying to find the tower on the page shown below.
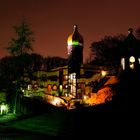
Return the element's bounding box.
[119,28,140,108]
[67,24,84,77]
[120,28,140,84]
[67,25,84,98]
[121,28,140,72]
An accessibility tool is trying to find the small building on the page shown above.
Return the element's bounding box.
[120,28,140,81]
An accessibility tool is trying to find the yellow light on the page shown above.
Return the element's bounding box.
[101,70,107,77]
[130,63,134,69]
[129,56,135,63]
[83,95,88,99]
[52,98,60,106]
[68,41,72,46]
[59,85,62,92]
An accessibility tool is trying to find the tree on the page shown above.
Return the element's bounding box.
[43,56,67,71]
[0,56,17,88]
[89,34,126,67]
[6,21,34,113]
[6,20,35,85]
[29,53,44,71]
[7,20,34,56]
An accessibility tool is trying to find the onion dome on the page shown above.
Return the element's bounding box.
[67,24,84,46]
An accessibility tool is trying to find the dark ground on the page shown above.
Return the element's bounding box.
[0,80,140,139]
[0,100,139,140]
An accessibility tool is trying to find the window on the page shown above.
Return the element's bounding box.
[121,58,125,70]
[129,56,135,69]
[53,84,58,91]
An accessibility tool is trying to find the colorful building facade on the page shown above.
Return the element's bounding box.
[23,25,107,99]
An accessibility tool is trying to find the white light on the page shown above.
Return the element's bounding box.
[0,104,8,114]
[73,75,76,79]
[83,95,88,99]
[65,75,68,80]
[70,74,73,79]
[68,42,72,46]
[138,58,140,64]
[121,58,125,70]
[28,85,32,90]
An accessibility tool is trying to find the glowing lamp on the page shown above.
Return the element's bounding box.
[52,98,60,106]
[101,70,107,77]
[83,95,88,99]
[0,103,9,115]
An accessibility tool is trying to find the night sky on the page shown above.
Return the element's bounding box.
[0,0,140,62]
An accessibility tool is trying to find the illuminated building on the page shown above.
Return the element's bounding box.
[120,28,140,80]
[17,26,140,109]
[23,25,108,99]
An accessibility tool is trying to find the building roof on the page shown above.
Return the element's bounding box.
[122,28,140,56]
[67,24,84,46]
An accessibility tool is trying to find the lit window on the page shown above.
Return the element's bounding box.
[121,58,125,70]
[70,74,73,79]
[73,74,76,79]
[47,84,52,91]
[130,63,134,69]
[65,75,68,80]
[129,56,135,69]
[53,85,57,91]
[59,85,62,92]
[129,56,135,63]
[138,58,140,64]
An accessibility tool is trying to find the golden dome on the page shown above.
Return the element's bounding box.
[67,25,84,46]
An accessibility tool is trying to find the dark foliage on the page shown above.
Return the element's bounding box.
[89,34,126,67]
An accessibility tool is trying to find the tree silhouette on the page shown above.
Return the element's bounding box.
[7,20,34,56]
[5,20,34,113]
[43,56,67,71]
[89,34,126,67]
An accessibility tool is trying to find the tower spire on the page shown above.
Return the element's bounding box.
[128,28,133,34]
